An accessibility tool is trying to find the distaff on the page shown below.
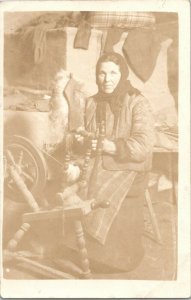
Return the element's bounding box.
[87,120,108,203]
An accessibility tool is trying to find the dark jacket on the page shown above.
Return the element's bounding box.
[85,92,155,172]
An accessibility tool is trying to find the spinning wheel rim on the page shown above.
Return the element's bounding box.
[4,135,48,200]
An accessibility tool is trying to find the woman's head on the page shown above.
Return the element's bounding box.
[96,52,129,94]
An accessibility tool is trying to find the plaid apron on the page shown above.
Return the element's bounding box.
[83,159,136,245]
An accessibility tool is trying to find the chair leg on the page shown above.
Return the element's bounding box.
[74,220,92,279]
[7,223,31,251]
[145,189,163,244]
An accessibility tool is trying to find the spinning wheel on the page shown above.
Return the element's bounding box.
[4,135,48,200]
[3,129,109,279]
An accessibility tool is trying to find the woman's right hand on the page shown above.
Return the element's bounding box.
[74,126,85,144]
[74,133,84,144]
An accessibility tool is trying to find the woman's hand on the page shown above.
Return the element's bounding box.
[91,138,116,155]
[75,133,84,144]
[74,126,85,144]
[102,138,116,155]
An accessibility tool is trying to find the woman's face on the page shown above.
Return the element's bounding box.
[97,61,121,94]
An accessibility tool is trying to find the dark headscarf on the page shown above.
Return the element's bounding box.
[94,52,139,123]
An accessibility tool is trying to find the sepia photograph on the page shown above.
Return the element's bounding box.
[0,0,190,298]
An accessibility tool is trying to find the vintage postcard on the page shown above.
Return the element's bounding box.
[0,0,190,298]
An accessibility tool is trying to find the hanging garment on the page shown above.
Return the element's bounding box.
[103,27,124,52]
[73,20,92,50]
[123,28,161,82]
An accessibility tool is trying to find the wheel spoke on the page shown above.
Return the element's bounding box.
[18,150,24,166]
[22,171,34,183]
[6,150,16,166]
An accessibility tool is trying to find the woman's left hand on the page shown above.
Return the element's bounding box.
[102,138,116,155]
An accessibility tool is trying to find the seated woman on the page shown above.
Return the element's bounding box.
[63,52,155,274]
